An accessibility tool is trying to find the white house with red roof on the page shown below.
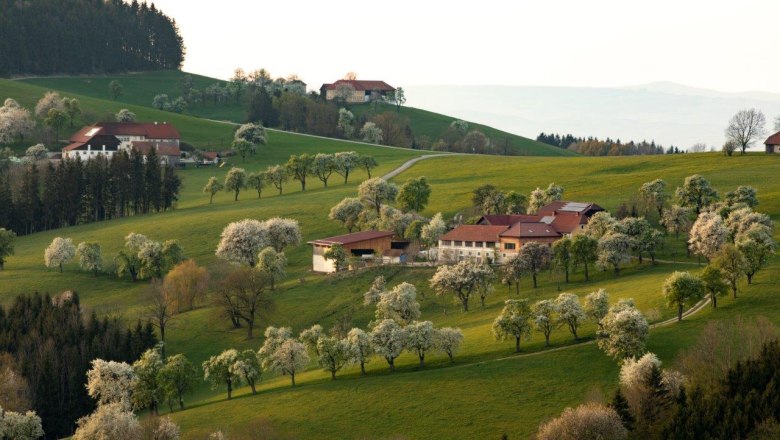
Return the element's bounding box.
[319,80,395,103]
[438,201,604,263]
[63,121,181,164]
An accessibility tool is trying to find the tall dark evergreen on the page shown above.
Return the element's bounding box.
[0,0,185,76]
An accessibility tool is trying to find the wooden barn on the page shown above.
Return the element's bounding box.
[308,231,395,273]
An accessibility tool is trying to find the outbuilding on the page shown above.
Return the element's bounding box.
[309,230,395,273]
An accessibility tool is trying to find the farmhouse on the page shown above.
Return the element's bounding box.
[309,230,397,273]
[439,201,604,263]
[764,131,780,153]
[62,121,181,164]
[319,80,395,103]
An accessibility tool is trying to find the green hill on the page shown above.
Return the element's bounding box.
[1,79,779,438]
[19,71,571,157]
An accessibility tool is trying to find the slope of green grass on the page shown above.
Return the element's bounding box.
[18,71,571,157]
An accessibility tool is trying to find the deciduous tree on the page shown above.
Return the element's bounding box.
[229,350,261,394]
[598,232,631,275]
[713,244,746,298]
[536,402,628,440]
[224,167,247,201]
[215,219,268,267]
[676,174,719,214]
[264,165,288,195]
[689,211,728,260]
[518,241,552,288]
[492,299,533,352]
[532,299,558,346]
[397,176,431,212]
[375,282,421,325]
[359,177,399,215]
[571,233,598,281]
[597,302,649,360]
[115,108,136,123]
[159,354,197,410]
[639,179,669,218]
[313,153,336,187]
[44,236,75,272]
[346,328,374,375]
[85,359,136,409]
[405,321,436,367]
[663,271,705,321]
[334,151,359,184]
[434,327,464,363]
[555,293,586,339]
[725,108,766,154]
[316,336,352,379]
[700,265,728,309]
[329,197,364,232]
[202,349,241,400]
[203,177,223,204]
[268,340,309,386]
[370,319,406,372]
[429,260,494,311]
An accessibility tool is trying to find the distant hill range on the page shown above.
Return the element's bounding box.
[404,82,780,150]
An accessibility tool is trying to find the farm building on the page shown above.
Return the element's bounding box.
[439,201,604,263]
[764,131,780,153]
[309,230,397,273]
[319,80,395,103]
[63,121,181,164]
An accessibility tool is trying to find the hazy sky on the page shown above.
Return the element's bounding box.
[152,0,780,93]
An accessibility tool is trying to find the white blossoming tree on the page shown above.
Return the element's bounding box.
[689,211,729,260]
[555,293,586,340]
[346,328,374,375]
[0,407,44,440]
[405,320,436,367]
[215,219,268,267]
[76,241,102,276]
[363,275,387,305]
[263,217,302,252]
[360,121,383,144]
[492,299,533,352]
[597,232,631,275]
[597,301,649,360]
[661,205,693,240]
[258,326,294,370]
[518,241,552,288]
[420,212,447,259]
[370,319,407,372]
[316,336,352,379]
[430,260,494,312]
[223,167,247,201]
[532,299,558,346]
[358,177,399,216]
[329,197,364,233]
[434,327,464,363]
[229,349,261,394]
[256,247,287,290]
[268,339,309,386]
[675,174,719,214]
[85,359,136,410]
[334,151,360,184]
[132,347,164,415]
[202,349,242,400]
[375,282,421,325]
[584,288,610,325]
[313,153,337,187]
[44,237,76,272]
[299,324,324,356]
[337,109,355,138]
[536,402,628,440]
[72,403,141,440]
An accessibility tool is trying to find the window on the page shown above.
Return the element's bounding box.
[465,241,473,247]
[476,241,483,248]
[504,243,516,250]
[455,241,463,246]
[442,240,452,246]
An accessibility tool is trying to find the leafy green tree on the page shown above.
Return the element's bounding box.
[286,153,314,191]
[359,177,399,215]
[675,174,719,214]
[0,228,16,270]
[700,265,728,309]
[396,176,431,212]
[224,167,247,201]
[202,349,241,400]
[492,299,533,352]
[132,347,164,415]
[359,155,378,178]
[518,241,552,288]
[246,172,265,199]
[313,153,336,187]
[552,237,573,283]
[109,80,123,100]
[62,97,81,127]
[324,244,348,272]
[571,233,598,281]
[713,244,746,298]
[203,177,223,204]
[45,108,67,141]
[663,271,705,321]
[76,241,102,276]
[264,165,288,195]
[159,354,197,410]
[232,139,255,161]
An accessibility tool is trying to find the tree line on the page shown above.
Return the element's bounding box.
[0,148,182,236]
[0,0,184,76]
[536,132,679,156]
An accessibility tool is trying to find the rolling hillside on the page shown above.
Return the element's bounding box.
[1,79,779,438]
[18,71,572,157]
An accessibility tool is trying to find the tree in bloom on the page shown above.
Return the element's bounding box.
[663,271,705,321]
[532,299,558,346]
[430,259,494,311]
[23,144,48,161]
[159,354,197,410]
[555,293,586,340]
[234,122,268,146]
[329,197,364,233]
[76,241,102,276]
[375,282,421,325]
[661,205,693,240]
[258,326,293,370]
[202,349,242,400]
[675,174,719,215]
[298,324,324,356]
[215,219,268,267]
[434,327,464,363]
[360,121,383,144]
[536,402,628,440]
[246,172,266,198]
[203,177,224,204]
[700,265,729,309]
[584,288,610,326]
[0,99,35,144]
[420,212,447,257]
[570,233,598,281]
[584,211,617,239]
[72,403,142,440]
[688,211,728,260]
[268,340,309,386]
[337,109,355,138]
[44,237,76,272]
[597,232,631,275]
[313,153,337,187]
[324,244,348,272]
[132,347,165,415]
[229,350,261,394]
[597,302,649,360]
[713,244,746,298]
[527,183,564,214]
[518,241,552,288]
[405,320,436,367]
[0,407,44,440]
[725,207,772,240]
[334,151,360,184]
[223,167,247,201]
[34,91,64,118]
[85,359,136,410]
[115,108,136,123]
[358,177,399,216]
[264,165,289,195]
[263,217,302,252]
[725,185,758,208]
[116,233,149,281]
[316,336,352,379]
[370,319,407,372]
[492,299,533,352]
[346,328,374,375]
[638,178,669,218]
[736,223,776,284]
[256,247,287,290]
[363,275,387,305]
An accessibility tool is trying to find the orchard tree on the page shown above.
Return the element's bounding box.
[72,403,141,440]
[375,282,421,325]
[115,109,136,123]
[0,408,44,440]
[232,139,255,161]
[85,359,136,409]
[736,223,776,284]
[555,293,586,340]
[268,340,309,386]
[264,217,302,252]
[298,324,324,356]
[640,228,665,264]
[639,179,669,218]
[203,177,223,204]
[421,213,447,255]
[552,237,573,283]
[44,237,76,272]
[116,233,149,282]
[661,205,693,240]
[346,328,374,375]
[429,260,494,311]
[434,327,464,363]
[229,350,261,394]
[324,244,348,272]
[329,197,364,232]
[675,174,719,214]
[725,207,772,240]
[24,144,48,161]
[0,99,35,144]
[234,123,268,147]
[313,153,336,187]
[34,91,63,118]
[45,108,67,140]
[363,275,387,305]
[597,302,649,360]
[286,153,314,191]
[536,402,628,440]
[264,165,288,195]
[76,241,102,276]
[334,151,359,184]
[215,219,268,267]
[337,109,355,138]
[359,155,379,178]
[584,211,617,239]
[109,80,124,100]
[532,299,558,346]
[725,108,766,154]
[316,336,352,379]
[518,241,552,288]
[258,326,293,370]
[256,247,286,290]
[700,265,728,309]
[370,319,406,372]
[614,217,651,262]
[713,244,746,298]
[689,212,728,260]
[360,122,383,144]
[397,176,431,212]
[570,233,598,281]
[224,167,247,201]
[492,299,533,352]
[597,232,631,275]
[132,347,164,415]
[202,349,241,400]
[390,87,406,110]
[584,289,610,325]
[159,354,197,410]
[218,268,273,339]
[663,271,705,321]
[500,254,525,295]
[725,185,758,208]
[0,228,16,270]
[246,172,266,199]
[406,321,436,367]
[359,177,399,215]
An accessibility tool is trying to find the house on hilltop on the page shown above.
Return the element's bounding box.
[439,201,604,263]
[320,80,395,103]
[764,131,780,153]
[63,121,181,165]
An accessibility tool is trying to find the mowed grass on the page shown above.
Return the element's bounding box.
[2,77,780,439]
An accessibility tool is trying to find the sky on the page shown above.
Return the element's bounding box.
[152,0,780,93]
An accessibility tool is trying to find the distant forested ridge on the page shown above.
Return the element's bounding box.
[537,132,683,156]
[0,0,185,76]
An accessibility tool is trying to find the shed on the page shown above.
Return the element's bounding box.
[308,230,395,273]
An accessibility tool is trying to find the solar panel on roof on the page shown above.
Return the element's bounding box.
[560,202,590,212]
[85,128,101,137]
[540,216,555,224]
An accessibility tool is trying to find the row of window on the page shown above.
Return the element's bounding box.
[441,240,496,248]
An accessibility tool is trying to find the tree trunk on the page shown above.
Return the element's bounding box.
[226,379,232,400]
[638,253,643,264]
[360,361,366,375]
[564,269,569,283]
[732,283,738,299]
[419,352,425,368]
[290,372,296,386]
[344,171,349,184]
[480,296,486,307]
[515,337,520,353]
[331,370,336,380]
[388,357,395,372]
[178,392,185,410]
[59,262,63,273]
[250,380,257,394]
[614,265,620,275]
[448,353,454,363]
[515,283,519,295]
[246,321,254,339]
[584,262,589,281]
[234,189,239,201]
[544,333,550,346]
[711,293,717,309]
[677,304,683,322]
[747,273,753,284]
[461,296,469,312]
[532,273,537,288]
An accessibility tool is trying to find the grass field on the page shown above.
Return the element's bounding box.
[17,71,570,157]
[2,77,780,439]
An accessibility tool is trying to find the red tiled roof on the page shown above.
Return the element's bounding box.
[131,141,180,157]
[69,126,102,143]
[202,151,221,160]
[479,214,542,226]
[765,131,780,145]
[441,225,508,242]
[95,122,180,139]
[321,80,395,91]
[550,215,589,234]
[500,222,561,238]
[63,142,85,152]
[309,230,395,246]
